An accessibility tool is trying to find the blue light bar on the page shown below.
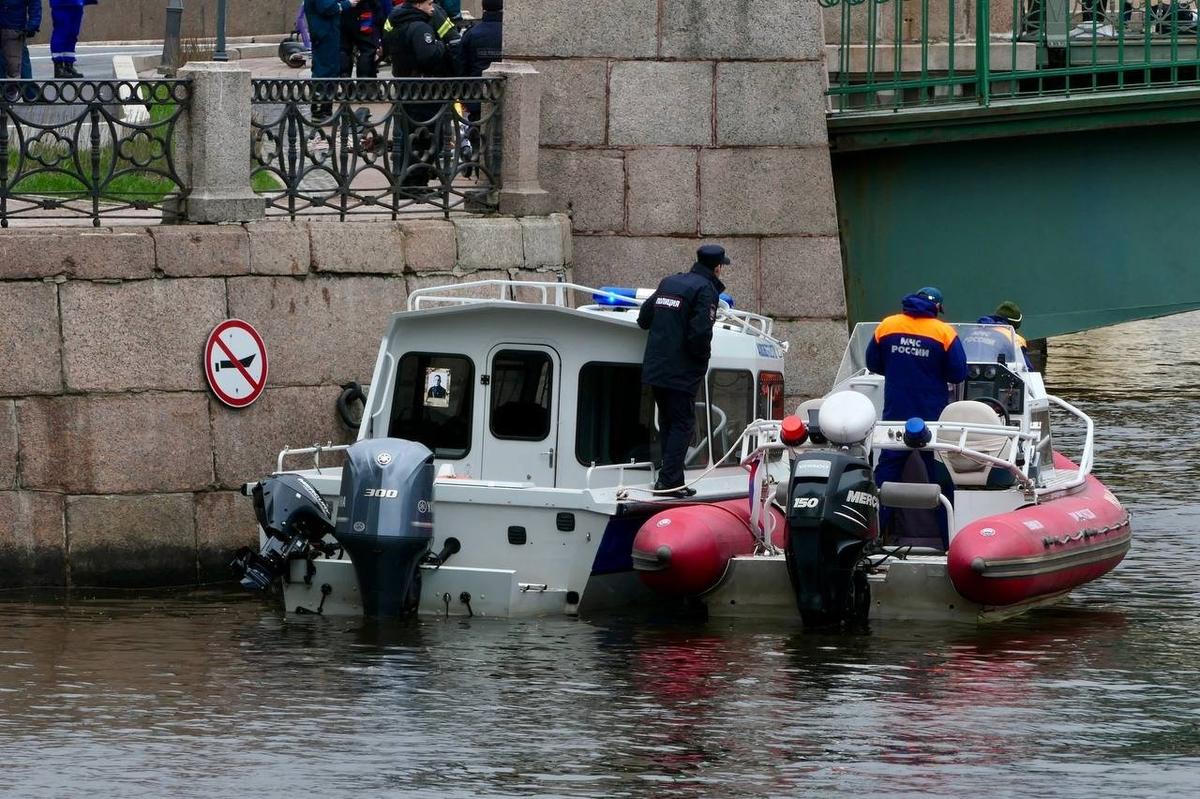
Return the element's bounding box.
[594,286,644,307]
[719,292,735,308]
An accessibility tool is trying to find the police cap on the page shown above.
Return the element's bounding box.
[697,244,731,267]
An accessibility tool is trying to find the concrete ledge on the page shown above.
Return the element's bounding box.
[0,228,156,280]
[0,215,570,278]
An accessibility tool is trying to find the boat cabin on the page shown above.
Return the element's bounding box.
[354,281,789,491]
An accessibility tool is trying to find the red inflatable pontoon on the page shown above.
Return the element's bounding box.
[947,454,1131,607]
[631,499,787,596]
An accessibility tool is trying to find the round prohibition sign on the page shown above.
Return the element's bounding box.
[204,319,268,408]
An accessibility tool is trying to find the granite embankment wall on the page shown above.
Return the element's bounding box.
[0,215,571,589]
[506,0,849,401]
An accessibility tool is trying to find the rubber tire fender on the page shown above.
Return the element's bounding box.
[337,381,367,430]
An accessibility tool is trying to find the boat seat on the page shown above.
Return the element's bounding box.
[935,401,1016,488]
[794,397,823,424]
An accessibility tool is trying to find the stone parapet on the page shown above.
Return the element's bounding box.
[176,63,265,224]
[0,213,572,589]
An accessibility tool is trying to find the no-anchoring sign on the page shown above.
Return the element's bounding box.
[204,319,268,408]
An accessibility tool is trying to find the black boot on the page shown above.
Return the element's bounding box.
[53,61,70,79]
[66,63,84,78]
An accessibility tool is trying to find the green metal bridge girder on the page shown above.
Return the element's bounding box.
[829,88,1200,339]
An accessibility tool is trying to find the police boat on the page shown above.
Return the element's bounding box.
[634,322,1131,626]
[232,280,793,618]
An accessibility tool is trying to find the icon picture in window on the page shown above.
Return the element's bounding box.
[424,368,451,407]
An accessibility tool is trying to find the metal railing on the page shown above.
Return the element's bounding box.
[0,80,190,226]
[250,77,504,220]
[826,0,1200,111]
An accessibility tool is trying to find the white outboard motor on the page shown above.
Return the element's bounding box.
[335,438,434,616]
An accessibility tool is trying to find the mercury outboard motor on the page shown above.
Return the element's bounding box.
[234,474,336,591]
[784,392,880,629]
[334,438,434,617]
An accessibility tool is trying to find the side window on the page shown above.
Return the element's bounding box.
[708,369,754,466]
[758,371,785,420]
[576,362,656,466]
[388,352,474,459]
[489,350,553,441]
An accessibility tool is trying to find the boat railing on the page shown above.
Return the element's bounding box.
[585,460,656,491]
[276,442,352,474]
[873,421,1039,491]
[406,279,786,347]
[1043,394,1095,492]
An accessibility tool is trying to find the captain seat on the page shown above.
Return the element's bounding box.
[935,400,1016,488]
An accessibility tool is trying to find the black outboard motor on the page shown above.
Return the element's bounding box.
[234,473,336,591]
[334,438,434,617]
[785,450,879,628]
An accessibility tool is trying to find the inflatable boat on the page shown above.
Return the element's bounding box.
[632,322,1131,625]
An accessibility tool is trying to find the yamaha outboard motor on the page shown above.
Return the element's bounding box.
[784,392,880,629]
[334,438,434,617]
[234,474,336,591]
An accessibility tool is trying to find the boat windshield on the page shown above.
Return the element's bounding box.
[834,322,1025,385]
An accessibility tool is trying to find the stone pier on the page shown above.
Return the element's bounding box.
[0,216,571,589]
[506,0,849,402]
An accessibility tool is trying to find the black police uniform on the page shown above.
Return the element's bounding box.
[637,250,727,493]
[384,2,461,189]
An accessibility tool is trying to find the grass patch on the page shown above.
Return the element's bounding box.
[252,168,283,192]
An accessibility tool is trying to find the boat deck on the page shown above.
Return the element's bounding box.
[1039,464,1084,494]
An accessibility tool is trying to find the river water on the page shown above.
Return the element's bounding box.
[3,315,1199,798]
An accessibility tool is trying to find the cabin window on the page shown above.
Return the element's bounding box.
[758,371,785,420]
[489,349,554,441]
[388,352,474,459]
[575,362,657,466]
[707,369,754,466]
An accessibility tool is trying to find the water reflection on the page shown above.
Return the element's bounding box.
[4,315,1200,797]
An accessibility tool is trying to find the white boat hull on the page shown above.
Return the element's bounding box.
[702,555,1069,623]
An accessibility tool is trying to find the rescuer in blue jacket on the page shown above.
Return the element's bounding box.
[638,244,729,497]
[867,287,967,543]
[48,0,95,79]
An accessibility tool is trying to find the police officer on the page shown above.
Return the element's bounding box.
[48,0,95,79]
[383,0,460,191]
[638,244,730,497]
[866,286,967,541]
[977,300,1033,370]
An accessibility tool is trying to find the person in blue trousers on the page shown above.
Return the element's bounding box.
[49,0,96,79]
[305,0,361,118]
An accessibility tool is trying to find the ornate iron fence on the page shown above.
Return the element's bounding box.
[0,80,190,226]
[250,78,504,219]
[827,0,1200,111]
